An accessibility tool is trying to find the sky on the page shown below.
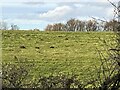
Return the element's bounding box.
[0,0,119,30]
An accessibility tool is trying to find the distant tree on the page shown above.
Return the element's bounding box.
[75,20,85,31]
[11,24,19,30]
[45,23,66,31]
[66,19,79,31]
[0,21,8,30]
[44,19,119,32]
[52,23,66,31]
[66,18,79,32]
[97,22,105,31]
[86,20,98,31]
[45,24,53,31]
[33,28,40,31]
[104,19,119,31]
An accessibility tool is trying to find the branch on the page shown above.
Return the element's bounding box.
[91,17,107,23]
[107,0,118,9]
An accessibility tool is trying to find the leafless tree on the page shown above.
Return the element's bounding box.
[11,24,19,30]
[0,21,8,30]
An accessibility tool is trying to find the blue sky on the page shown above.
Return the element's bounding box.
[0,0,119,30]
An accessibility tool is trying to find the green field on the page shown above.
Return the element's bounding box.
[2,30,116,85]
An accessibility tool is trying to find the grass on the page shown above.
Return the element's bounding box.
[2,30,116,84]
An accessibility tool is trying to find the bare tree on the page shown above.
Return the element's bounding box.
[74,20,85,32]
[52,23,66,31]
[45,24,53,31]
[85,20,98,31]
[11,24,19,30]
[66,18,77,32]
[45,23,66,31]
[0,21,8,30]
[65,19,86,32]
[104,19,119,31]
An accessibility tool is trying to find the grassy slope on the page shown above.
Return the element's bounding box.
[2,30,116,83]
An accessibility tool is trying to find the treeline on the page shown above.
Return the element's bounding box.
[0,21,19,30]
[45,18,119,32]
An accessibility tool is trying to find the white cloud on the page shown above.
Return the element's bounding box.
[39,6,73,21]
[37,1,115,22]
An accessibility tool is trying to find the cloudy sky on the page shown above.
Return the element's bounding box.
[0,0,119,30]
